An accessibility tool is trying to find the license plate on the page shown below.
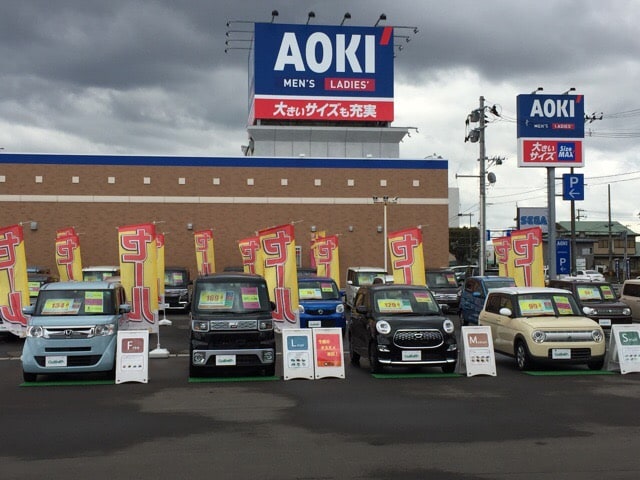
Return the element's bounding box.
[598,319,612,327]
[552,348,571,360]
[402,350,421,361]
[45,355,67,367]
[216,354,236,366]
[308,320,322,328]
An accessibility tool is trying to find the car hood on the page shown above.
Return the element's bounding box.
[29,314,121,326]
[299,299,341,308]
[520,316,600,329]
[374,314,450,329]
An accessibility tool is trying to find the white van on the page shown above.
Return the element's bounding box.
[345,266,387,308]
[620,279,640,322]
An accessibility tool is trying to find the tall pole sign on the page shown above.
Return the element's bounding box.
[516,92,585,281]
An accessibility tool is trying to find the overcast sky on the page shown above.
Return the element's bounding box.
[2,0,640,233]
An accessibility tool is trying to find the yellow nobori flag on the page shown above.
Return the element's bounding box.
[0,224,30,337]
[55,227,83,281]
[258,223,299,328]
[194,230,215,276]
[118,223,158,332]
[387,227,426,286]
[492,235,511,278]
[238,236,260,274]
[508,227,545,287]
[312,234,341,289]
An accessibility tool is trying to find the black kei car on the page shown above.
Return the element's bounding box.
[189,273,276,378]
[349,284,458,373]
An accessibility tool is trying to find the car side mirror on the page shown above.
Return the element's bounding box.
[440,304,449,313]
[472,291,482,298]
[347,280,353,285]
[119,304,132,313]
[22,305,35,315]
[499,307,512,316]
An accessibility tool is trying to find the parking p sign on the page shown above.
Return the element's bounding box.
[563,173,584,201]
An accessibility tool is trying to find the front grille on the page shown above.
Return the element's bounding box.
[34,355,102,367]
[394,329,443,348]
[203,332,263,349]
[546,348,592,361]
[543,330,596,342]
[209,320,257,330]
[45,347,92,353]
[44,326,94,339]
[307,307,336,316]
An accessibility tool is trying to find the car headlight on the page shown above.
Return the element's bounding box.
[623,308,631,316]
[336,304,345,314]
[192,320,210,332]
[258,320,273,331]
[592,329,604,342]
[583,307,596,316]
[298,305,305,314]
[27,325,44,338]
[376,320,391,335]
[93,323,115,336]
[443,319,455,334]
[531,330,546,343]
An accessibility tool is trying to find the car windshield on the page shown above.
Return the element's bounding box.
[299,280,340,301]
[194,281,271,313]
[356,272,386,286]
[576,284,616,302]
[516,293,580,317]
[373,288,440,315]
[35,289,116,316]
[83,270,118,281]
[486,279,516,290]
[165,270,188,287]
[426,272,458,288]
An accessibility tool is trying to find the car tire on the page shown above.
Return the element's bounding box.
[23,370,37,383]
[588,359,605,371]
[515,340,533,371]
[349,334,360,366]
[441,362,456,374]
[368,342,382,374]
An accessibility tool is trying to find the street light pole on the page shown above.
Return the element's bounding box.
[373,195,398,272]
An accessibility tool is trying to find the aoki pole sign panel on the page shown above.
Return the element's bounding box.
[116,330,149,384]
[458,326,497,377]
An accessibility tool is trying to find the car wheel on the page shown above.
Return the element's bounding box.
[515,340,533,371]
[368,342,382,374]
[588,359,604,371]
[441,362,456,374]
[349,334,360,367]
[23,370,37,383]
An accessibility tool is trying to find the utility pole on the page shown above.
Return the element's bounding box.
[479,96,487,275]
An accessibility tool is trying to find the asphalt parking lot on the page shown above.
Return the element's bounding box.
[2,313,640,480]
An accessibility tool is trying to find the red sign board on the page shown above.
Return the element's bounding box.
[518,138,583,167]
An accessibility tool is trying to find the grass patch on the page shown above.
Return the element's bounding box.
[523,370,616,376]
[21,379,115,387]
[188,376,280,383]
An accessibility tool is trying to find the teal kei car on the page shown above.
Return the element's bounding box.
[298,276,346,331]
[21,281,130,382]
[459,276,516,326]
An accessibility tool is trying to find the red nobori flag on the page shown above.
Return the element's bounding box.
[55,227,83,281]
[258,223,299,328]
[194,230,215,276]
[387,227,426,286]
[0,224,30,337]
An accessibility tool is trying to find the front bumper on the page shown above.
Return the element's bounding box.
[21,335,117,374]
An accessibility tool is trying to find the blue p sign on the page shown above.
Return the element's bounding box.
[562,173,584,201]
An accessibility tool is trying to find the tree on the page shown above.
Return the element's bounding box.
[449,227,478,265]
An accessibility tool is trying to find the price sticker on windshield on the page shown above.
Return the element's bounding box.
[377,299,413,313]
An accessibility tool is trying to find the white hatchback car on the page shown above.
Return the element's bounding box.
[575,269,605,282]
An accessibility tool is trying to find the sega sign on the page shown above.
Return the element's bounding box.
[517,207,549,234]
[517,94,585,138]
[252,22,394,123]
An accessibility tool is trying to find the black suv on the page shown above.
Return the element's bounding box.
[548,279,632,331]
[426,268,461,313]
[164,266,192,310]
[189,273,276,377]
[348,284,457,373]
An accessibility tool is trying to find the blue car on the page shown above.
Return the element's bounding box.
[21,281,130,382]
[460,275,516,326]
[298,276,346,331]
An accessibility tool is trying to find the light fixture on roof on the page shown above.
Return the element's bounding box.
[531,87,544,94]
[271,10,279,22]
[563,87,576,95]
[306,11,316,25]
[374,13,387,26]
[340,12,351,26]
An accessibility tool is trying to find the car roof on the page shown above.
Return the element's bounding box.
[196,272,264,282]
[41,280,119,290]
[467,276,514,281]
[365,283,428,292]
[298,276,336,283]
[487,286,572,295]
[348,266,386,272]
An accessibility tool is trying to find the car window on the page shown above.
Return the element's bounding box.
[299,280,340,300]
[373,289,440,314]
[623,283,640,297]
[598,284,616,300]
[165,270,188,287]
[356,272,386,286]
[485,294,504,314]
[427,272,458,288]
[516,293,580,317]
[576,285,603,301]
[193,281,271,313]
[36,289,116,316]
